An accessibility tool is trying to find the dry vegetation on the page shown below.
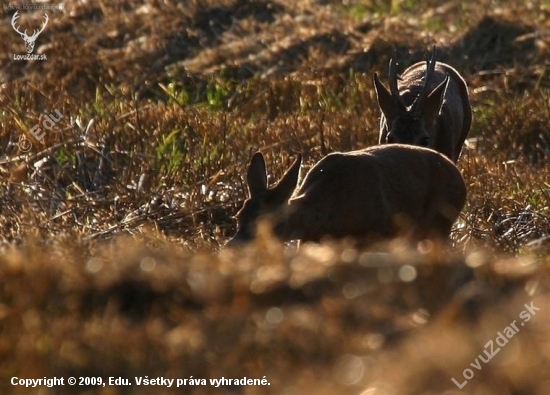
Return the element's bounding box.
[0,0,549,394]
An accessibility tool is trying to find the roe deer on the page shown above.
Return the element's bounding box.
[228,144,466,246]
[373,47,472,163]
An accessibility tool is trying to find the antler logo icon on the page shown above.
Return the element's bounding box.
[11,11,49,54]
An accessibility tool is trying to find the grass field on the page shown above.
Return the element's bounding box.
[0,0,549,394]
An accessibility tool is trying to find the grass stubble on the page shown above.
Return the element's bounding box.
[0,0,549,394]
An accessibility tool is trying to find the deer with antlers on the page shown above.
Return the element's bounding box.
[228,145,466,247]
[11,11,49,54]
[373,47,472,163]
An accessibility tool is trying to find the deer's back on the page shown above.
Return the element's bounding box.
[287,145,466,241]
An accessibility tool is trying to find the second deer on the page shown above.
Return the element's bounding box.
[228,145,466,246]
[373,48,472,163]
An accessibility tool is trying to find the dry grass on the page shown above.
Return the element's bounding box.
[0,0,549,394]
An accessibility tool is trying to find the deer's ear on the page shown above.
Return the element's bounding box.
[373,73,399,122]
[424,74,449,124]
[246,152,268,197]
[271,154,301,204]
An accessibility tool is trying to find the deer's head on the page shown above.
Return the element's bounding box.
[228,152,301,246]
[373,48,449,147]
[12,11,49,54]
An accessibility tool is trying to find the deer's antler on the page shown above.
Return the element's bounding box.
[11,11,27,38]
[412,46,437,116]
[29,13,49,40]
[11,11,49,40]
[388,48,406,113]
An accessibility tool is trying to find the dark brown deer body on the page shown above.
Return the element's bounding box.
[373,50,472,163]
[228,145,466,246]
